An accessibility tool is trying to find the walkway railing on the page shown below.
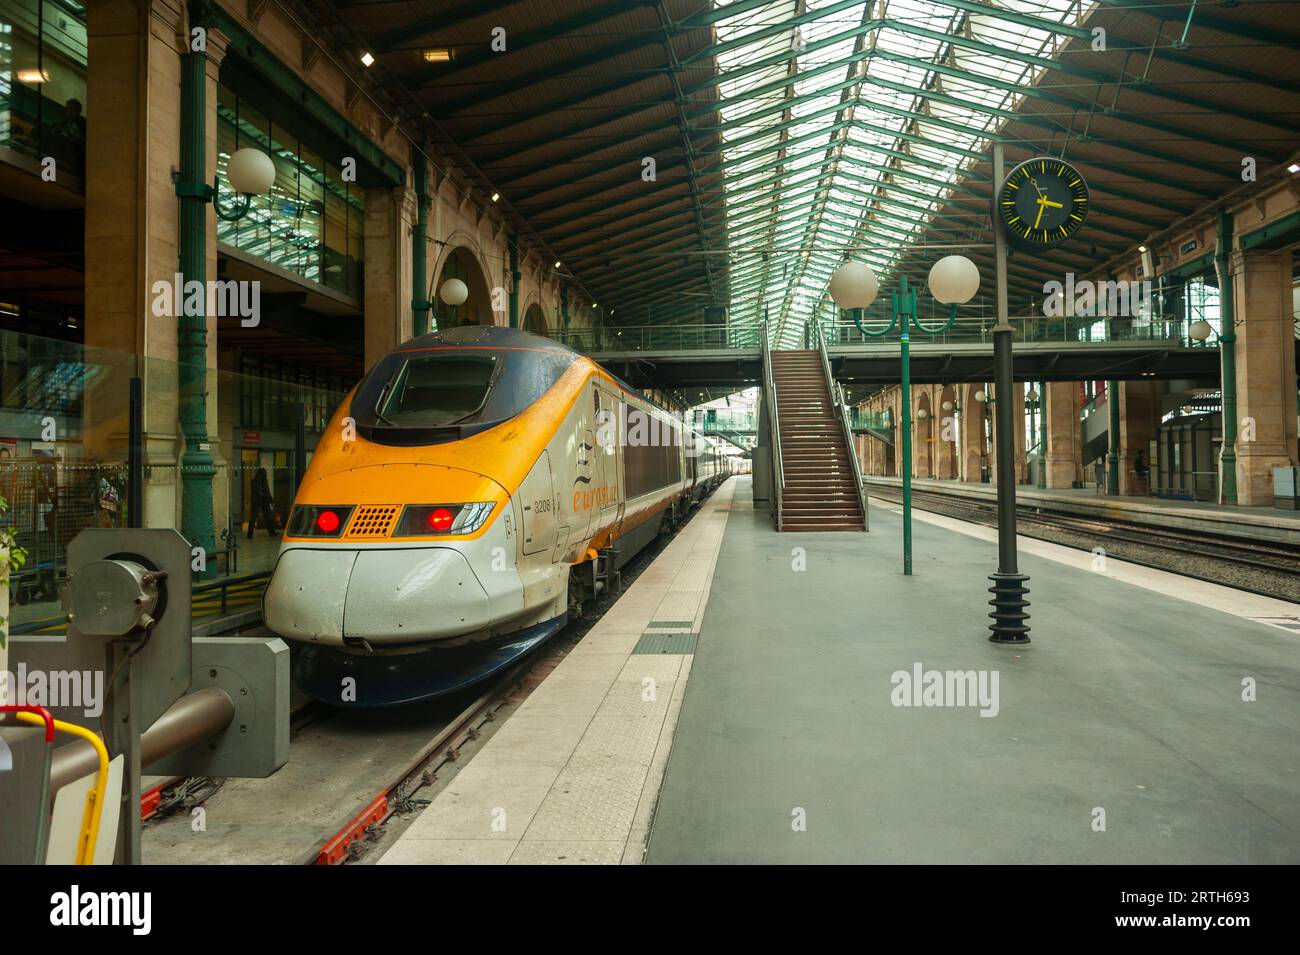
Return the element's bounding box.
[760,321,784,532]
[561,316,1211,354]
[556,324,758,353]
[688,408,757,434]
[816,315,1206,347]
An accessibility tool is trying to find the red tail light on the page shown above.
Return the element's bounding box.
[394,503,495,537]
[286,505,353,537]
[425,508,455,531]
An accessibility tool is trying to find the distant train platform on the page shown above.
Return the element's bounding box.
[645,478,1300,864]
[864,476,1300,546]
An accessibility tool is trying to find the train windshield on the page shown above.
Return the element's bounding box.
[377,355,499,426]
[351,346,576,442]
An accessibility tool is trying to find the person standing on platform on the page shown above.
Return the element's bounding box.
[248,467,279,538]
[1134,451,1150,493]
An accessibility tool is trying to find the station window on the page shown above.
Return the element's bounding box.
[216,82,365,300]
[0,0,88,182]
[238,355,346,435]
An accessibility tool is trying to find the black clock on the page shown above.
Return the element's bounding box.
[996,157,1090,250]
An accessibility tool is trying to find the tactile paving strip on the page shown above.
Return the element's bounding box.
[346,505,400,538]
[632,632,698,655]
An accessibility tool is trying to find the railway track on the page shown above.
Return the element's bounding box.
[140,499,704,865]
[867,485,1300,603]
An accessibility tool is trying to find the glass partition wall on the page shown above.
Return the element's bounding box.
[0,328,347,632]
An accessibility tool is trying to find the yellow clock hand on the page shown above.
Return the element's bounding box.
[1041,198,1063,209]
[1033,198,1046,230]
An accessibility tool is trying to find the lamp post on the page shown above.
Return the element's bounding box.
[440,278,469,326]
[830,255,980,576]
[175,13,275,576]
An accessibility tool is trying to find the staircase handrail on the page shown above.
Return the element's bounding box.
[814,320,869,530]
[761,321,784,531]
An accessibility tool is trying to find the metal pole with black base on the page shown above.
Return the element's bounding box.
[988,143,1030,645]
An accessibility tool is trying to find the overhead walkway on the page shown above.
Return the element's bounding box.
[558,317,1223,391]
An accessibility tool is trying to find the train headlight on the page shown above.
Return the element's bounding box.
[286,505,355,537]
[395,502,495,537]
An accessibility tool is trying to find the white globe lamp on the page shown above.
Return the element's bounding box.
[226,147,276,195]
[440,278,469,307]
[927,255,980,305]
[828,261,879,310]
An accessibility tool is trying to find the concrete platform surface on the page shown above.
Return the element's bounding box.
[377,479,738,865]
[646,477,1300,864]
[864,476,1300,545]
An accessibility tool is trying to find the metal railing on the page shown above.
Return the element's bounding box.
[688,408,758,433]
[816,315,1207,347]
[814,320,868,530]
[559,316,1212,354]
[556,324,759,353]
[760,321,784,531]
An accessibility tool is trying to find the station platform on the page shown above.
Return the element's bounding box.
[647,479,1299,864]
[377,479,737,865]
[379,476,1299,864]
[863,476,1300,546]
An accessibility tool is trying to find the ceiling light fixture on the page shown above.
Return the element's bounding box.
[422,49,453,63]
[360,52,375,67]
[490,192,500,202]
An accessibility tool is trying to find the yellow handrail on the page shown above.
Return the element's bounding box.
[15,712,109,865]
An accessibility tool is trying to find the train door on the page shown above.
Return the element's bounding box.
[567,387,598,551]
[517,449,558,556]
[595,386,624,527]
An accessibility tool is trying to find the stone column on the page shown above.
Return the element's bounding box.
[83,0,227,533]
[960,384,984,482]
[1045,381,1082,488]
[1231,248,1298,505]
[1118,380,1161,495]
[1007,387,1026,483]
[363,178,415,370]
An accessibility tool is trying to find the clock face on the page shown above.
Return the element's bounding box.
[997,157,1089,250]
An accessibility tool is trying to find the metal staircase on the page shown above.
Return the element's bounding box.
[767,332,867,531]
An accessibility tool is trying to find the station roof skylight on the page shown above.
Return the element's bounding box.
[712,0,1085,347]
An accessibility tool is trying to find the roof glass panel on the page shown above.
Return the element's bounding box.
[709,0,1084,345]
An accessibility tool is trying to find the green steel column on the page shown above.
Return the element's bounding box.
[178,31,216,572]
[898,275,913,577]
[1107,380,1121,495]
[1037,380,1047,488]
[412,150,430,337]
[1216,210,1238,505]
[508,235,520,329]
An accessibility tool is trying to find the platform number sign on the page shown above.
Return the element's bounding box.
[996,157,1090,251]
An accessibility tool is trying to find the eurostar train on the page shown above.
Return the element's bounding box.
[263,325,729,705]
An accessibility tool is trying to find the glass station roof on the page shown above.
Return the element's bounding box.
[712,0,1085,347]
